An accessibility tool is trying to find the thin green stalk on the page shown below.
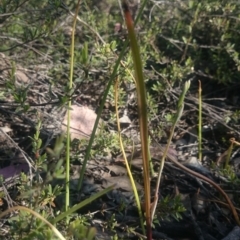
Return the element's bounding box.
[151,81,191,221]
[114,78,145,234]
[198,80,202,161]
[77,47,125,191]
[122,1,151,239]
[148,136,155,176]
[53,185,115,224]
[67,0,81,214]
[225,140,234,168]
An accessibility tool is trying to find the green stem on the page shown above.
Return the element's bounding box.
[114,79,145,234]
[66,0,81,218]
[198,80,202,161]
[122,1,151,238]
[151,81,190,220]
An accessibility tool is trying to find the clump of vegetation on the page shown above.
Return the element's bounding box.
[0,0,240,239]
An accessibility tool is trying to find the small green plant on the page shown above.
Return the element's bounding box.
[1,0,240,239]
[156,195,186,222]
[11,211,56,239]
[68,219,96,240]
[107,213,118,231]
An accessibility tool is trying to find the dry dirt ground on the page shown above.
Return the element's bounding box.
[1,2,240,239]
[1,50,240,239]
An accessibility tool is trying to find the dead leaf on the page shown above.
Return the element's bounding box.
[106,165,127,176]
[102,176,142,192]
[61,105,102,140]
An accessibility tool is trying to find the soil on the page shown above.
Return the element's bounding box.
[0,2,240,239]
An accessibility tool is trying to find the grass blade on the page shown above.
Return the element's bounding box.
[122,1,151,238]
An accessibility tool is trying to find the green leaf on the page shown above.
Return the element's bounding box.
[52,184,115,224]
